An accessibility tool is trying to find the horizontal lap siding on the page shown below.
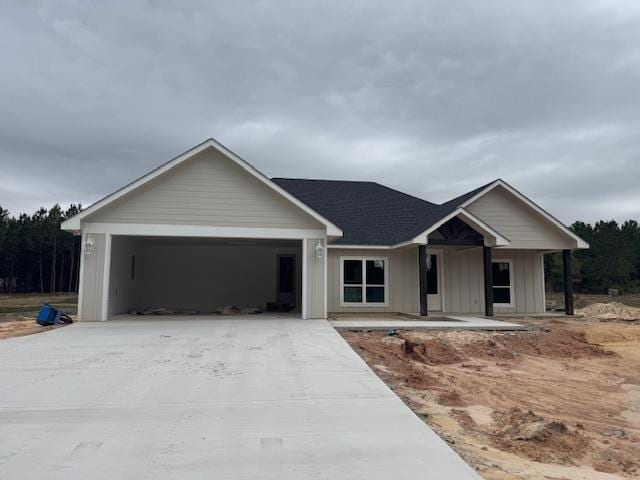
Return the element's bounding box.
[85,149,322,230]
[306,239,326,319]
[327,248,419,314]
[466,187,574,250]
[80,233,105,321]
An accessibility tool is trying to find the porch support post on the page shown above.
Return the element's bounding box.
[483,246,494,317]
[418,245,428,316]
[562,249,574,315]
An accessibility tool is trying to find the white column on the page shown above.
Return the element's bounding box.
[77,233,87,320]
[301,238,308,319]
[101,233,112,321]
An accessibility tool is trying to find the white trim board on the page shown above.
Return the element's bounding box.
[82,223,327,240]
[327,244,395,250]
[77,233,87,320]
[61,138,343,237]
[459,179,589,249]
[302,238,308,320]
[101,234,112,321]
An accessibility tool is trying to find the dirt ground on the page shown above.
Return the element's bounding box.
[343,317,640,479]
[0,293,77,340]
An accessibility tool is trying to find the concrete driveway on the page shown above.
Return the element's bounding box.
[0,317,479,479]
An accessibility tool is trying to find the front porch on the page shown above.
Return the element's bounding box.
[416,216,575,317]
[329,312,526,331]
[327,215,576,318]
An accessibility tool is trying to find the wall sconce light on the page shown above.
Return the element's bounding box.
[315,240,325,259]
[84,236,95,255]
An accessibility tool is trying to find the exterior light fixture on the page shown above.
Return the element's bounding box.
[315,240,325,259]
[84,236,95,255]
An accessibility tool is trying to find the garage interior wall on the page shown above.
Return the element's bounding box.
[108,235,141,317]
[108,237,302,316]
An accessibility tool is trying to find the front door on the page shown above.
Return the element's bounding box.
[276,255,296,309]
[427,252,442,311]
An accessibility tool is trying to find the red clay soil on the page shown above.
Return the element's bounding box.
[342,319,640,479]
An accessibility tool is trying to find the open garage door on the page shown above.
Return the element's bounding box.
[107,236,302,318]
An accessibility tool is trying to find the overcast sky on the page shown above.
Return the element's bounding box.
[1,1,639,224]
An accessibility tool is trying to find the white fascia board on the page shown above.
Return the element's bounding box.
[82,222,326,239]
[61,138,343,238]
[459,179,589,249]
[326,244,394,250]
[408,208,511,247]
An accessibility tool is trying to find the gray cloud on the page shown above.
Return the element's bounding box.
[1,0,639,223]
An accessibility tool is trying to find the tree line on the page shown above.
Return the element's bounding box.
[545,220,640,294]
[0,204,639,295]
[0,204,82,294]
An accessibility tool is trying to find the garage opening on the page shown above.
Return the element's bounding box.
[107,236,302,318]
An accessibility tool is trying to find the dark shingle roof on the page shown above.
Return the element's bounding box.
[272,178,497,245]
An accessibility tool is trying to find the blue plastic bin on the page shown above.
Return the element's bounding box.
[36,304,71,326]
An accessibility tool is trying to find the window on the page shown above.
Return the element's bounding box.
[426,254,438,295]
[492,260,513,306]
[341,257,388,305]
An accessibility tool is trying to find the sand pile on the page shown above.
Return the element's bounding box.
[577,302,640,321]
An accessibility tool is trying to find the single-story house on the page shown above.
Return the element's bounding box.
[62,138,588,321]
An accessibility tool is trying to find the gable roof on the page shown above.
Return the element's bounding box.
[272,179,442,245]
[458,179,589,249]
[61,139,343,236]
[273,178,587,249]
[60,137,587,249]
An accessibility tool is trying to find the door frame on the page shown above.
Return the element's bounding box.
[276,253,297,308]
[427,248,445,312]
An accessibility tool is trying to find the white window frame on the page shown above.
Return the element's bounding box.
[340,256,389,307]
[492,258,514,307]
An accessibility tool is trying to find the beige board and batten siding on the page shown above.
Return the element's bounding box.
[465,186,574,250]
[79,233,106,321]
[327,246,544,315]
[85,149,323,230]
[327,248,420,314]
[305,238,326,319]
[443,248,545,314]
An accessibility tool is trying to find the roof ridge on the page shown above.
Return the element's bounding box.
[271,177,377,184]
[273,177,438,207]
[438,179,500,208]
[368,182,438,207]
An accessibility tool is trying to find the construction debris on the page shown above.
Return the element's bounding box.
[127,308,199,315]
